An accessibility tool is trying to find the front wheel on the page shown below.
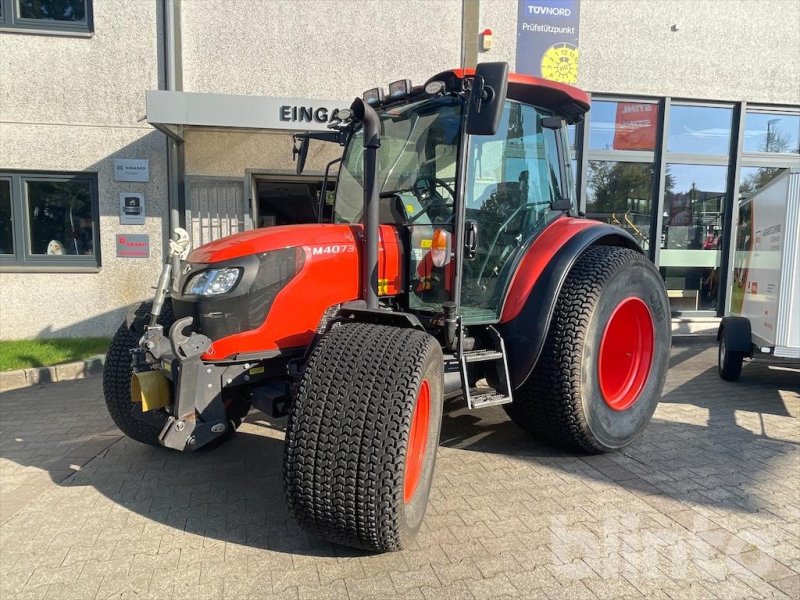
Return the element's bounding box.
[505,246,671,453]
[283,322,444,552]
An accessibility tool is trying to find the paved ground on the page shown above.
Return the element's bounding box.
[0,343,798,600]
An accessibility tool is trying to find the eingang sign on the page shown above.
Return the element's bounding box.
[146,90,351,133]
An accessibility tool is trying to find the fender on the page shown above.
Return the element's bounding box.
[718,316,753,355]
[497,219,642,389]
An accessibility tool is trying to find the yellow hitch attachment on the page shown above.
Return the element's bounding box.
[131,371,172,412]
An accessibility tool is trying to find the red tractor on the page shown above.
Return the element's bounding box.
[104,63,670,552]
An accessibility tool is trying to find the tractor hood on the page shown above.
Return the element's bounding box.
[187,223,360,264]
[174,223,404,360]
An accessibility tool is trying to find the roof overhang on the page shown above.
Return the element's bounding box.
[146,90,352,142]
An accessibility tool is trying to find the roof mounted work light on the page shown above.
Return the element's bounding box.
[362,87,385,106]
[388,79,412,100]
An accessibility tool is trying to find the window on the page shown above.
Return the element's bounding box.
[461,101,565,322]
[589,100,660,152]
[0,0,92,33]
[585,161,654,250]
[0,172,100,270]
[0,179,12,255]
[668,105,733,155]
[659,164,728,312]
[743,111,800,154]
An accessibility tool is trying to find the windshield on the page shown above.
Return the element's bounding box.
[334,97,463,224]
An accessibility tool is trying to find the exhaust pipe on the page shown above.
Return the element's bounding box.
[350,97,381,310]
[131,370,172,412]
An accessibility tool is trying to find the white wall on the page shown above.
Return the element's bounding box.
[0,0,167,339]
[477,0,800,104]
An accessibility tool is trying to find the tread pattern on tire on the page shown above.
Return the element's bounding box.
[504,245,653,453]
[103,301,174,446]
[284,322,439,552]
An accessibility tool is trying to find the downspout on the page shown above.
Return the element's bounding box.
[162,0,185,237]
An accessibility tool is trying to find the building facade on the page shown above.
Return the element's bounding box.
[1,0,798,339]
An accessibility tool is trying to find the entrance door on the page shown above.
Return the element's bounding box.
[254,177,335,227]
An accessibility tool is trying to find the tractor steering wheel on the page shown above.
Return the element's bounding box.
[409,176,456,224]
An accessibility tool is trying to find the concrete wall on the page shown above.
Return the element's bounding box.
[180,0,463,99]
[0,0,167,339]
[477,0,800,105]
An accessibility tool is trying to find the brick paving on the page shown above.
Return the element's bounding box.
[0,342,798,599]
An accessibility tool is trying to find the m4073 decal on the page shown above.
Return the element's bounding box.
[311,244,355,256]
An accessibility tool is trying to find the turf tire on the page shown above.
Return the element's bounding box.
[103,301,175,446]
[283,322,444,552]
[504,245,670,453]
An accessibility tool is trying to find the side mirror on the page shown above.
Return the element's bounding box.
[293,136,309,175]
[465,62,509,136]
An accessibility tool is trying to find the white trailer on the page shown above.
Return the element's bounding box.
[718,169,800,380]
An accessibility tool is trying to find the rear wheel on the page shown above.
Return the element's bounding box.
[283,322,444,552]
[718,331,745,381]
[504,246,670,453]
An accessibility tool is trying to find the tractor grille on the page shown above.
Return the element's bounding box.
[172,248,303,343]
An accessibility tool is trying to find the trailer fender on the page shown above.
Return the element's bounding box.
[497,222,642,389]
[718,316,752,354]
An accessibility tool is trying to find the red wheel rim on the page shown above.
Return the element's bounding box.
[404,379,430,504]
[598,297,654,411]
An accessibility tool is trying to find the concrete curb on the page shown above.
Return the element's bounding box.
[0,354,106,393]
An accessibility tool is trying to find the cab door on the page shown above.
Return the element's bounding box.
[460,100,567,323]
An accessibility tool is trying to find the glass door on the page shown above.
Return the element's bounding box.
[460,101,564,323]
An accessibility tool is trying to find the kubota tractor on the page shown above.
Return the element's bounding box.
[104,63,670,552]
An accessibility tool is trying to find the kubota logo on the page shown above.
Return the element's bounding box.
[311,245,355,256]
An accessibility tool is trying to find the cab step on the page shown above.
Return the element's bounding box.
[468,387,513,408]
[459,327,514,410]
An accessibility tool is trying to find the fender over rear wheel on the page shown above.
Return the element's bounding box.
[504,245,670,453]
[283,322,444,552]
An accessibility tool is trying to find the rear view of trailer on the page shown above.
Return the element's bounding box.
[718,169,800,380]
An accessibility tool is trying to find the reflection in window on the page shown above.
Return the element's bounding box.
[0,180,12,255]
[27,180,95,256]
[585,161,653,250]
[739,166,786,197]
[668,105,733,155]
[589,100,659,151]
[18,0,87,21]
[743,112,800,154]
[660,164,728,312]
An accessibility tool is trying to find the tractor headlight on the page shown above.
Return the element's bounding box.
[185,267,242,296]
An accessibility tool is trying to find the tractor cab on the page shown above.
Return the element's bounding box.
[300,64,585,326]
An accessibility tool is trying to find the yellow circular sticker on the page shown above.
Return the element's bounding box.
[540,43,579,84]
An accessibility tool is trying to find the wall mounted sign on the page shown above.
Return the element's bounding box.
[613,103,659,151]
[119,193,145,225]
[516,0,581,84]
[116,234,150,258]
[146,90,352,133]
[114,158,149,182]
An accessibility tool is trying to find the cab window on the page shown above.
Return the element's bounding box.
[461,101,565,322]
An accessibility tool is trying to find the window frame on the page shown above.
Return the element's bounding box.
[0,171,101,272]
[0,0,93,35]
